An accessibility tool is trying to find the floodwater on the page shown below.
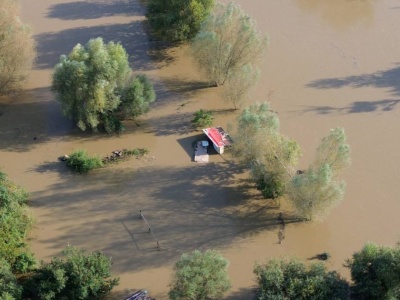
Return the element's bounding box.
[0,0,399,298]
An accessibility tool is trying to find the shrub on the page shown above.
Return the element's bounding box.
[66,150,103,173]
[192,109,213,128]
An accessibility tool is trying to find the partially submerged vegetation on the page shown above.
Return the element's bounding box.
[64,148,150,173]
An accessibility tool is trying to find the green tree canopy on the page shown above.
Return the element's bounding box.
[287,128,350,221]
[191,2,267,86]
[168,249,231,300]
[0,0,35,94]
[0,259,22,300]
[146,0,214,43]
[26,246,119,300]
[0,171,34,272]
[347,243,400,300]
[232,102,301,199]
[254,257,349,300]
[52,37,155,133]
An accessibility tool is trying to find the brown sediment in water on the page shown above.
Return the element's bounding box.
[0,0,399,298]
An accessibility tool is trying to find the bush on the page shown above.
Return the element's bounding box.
[66,150,103,173]
[254,257,349,300]
[192,109,213,128]
[169,249,231,300]
[255,172,286,199]
[25,246,119,300]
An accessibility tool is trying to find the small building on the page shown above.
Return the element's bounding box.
[202,127,232,154]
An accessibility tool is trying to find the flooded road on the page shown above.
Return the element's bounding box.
[0,0,399,298]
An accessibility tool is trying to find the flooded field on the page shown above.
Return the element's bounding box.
[0,0,399,298]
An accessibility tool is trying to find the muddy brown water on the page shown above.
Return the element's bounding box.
[0,0,399,298]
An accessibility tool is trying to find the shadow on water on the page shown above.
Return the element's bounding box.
[34,21,153,71]
[47,0,143,20]
[298,99,400,115]
[306,64,400,97]
[31,162,300,274]
[0,87,144,152]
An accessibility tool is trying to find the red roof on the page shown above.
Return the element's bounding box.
[203,127,232,147]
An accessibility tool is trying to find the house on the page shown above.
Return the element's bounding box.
[202,127,232,154]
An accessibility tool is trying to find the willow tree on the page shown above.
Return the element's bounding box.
[232,102,302,199]
[52,38,155,133]
[191,2,268,87]
[0,0,35,94]
[288,128,350,221]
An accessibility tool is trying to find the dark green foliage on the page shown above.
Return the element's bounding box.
[347,243,400,300]
[66,150,103,173]
[146,0,214,43]
[25,246,119,300]
[0,259,22,300]
[0,171,35,273]
[101,113,125,134]
[254,257,349,300]
[255,172,286,199]
[121,75,156,119]
[192,109,213,128]
[169,249,231,300]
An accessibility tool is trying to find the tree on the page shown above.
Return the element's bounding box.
[221,64,260,109]
[25,246,119,300]
[287,128,350,221]
[347,243,400,300]
[168,249,231,300]
[191,2,268,86]
[0,171,35,273]
[52,37,155,133]
[232,102,301,199]
[313,128,351,174]
[120,74,156,119]
[288,164,346,221]
[0,0,35,94]
[0,259,22,300]
[254,257,349,300]
[146,0,214,43]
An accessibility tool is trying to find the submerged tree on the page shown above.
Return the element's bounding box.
[169,249,231,300]
[146,0,214,43]
[25,246,119,300]
[287,128,350,221]
[52,37,155,133]
[221,64,260,109]
[0,0,35,94]
[191,2,267,86]
[347,243,400,300]
[254,257,349,300]
[232,102,301,199]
